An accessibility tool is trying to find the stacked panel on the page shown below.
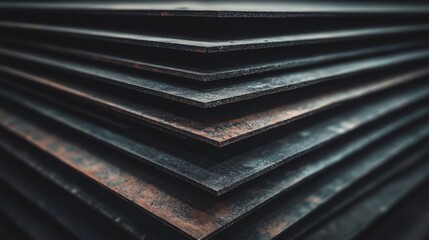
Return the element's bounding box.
[0,2,428,240]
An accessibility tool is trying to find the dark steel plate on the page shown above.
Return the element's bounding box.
[1,80,429,194]
[1,21,429,53]
[1,2,429,18]
[216,128,429,240]
[0,132,187,240]
[2,37,427,81]
[1,46,429,109]
[1,58,429,148]
[299,156,429,240]
[356,183,429,240]
[0,153,137,240]
[0,95,427,239]
[0,180,76,240]
[1,73,429,193]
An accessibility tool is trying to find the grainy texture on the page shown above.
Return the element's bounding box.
[300,156,429,240]
[0,181,76,240]
[1,2,429,18]
[1,46,429,108]
[218,125,429,240]
[2,22,429,52]
[2,37,426,81]
[0,91,428,239]
[0,63,428,146]
[0,83,428,194]
[1,80,428,193]
[1,2,429,239]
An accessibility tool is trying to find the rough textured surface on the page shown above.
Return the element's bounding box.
[1,2,429,18]
[218,126,429,240]
[1,3,429,239]
[1,80,428,193]
[1,47,429,109]
[3,38,426,81]
[0,181,76,240]
[0,92,428,239]
[300,156,429,240]
[356,183,429,240]
[0,63,428,146]
[1,22,429,52]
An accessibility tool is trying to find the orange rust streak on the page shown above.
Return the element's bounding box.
[0,109,221,239]
[2,66,423,146]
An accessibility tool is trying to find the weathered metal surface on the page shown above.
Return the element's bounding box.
[216,124,429,240]
[0,106,254,239]
[0,103,426,239]
[0,131,186,240]
[1,37,427,81]
[1,21,429,53]
[0,210,33,240]
[357,183,429,240]
[1,3,429,240]
[1,81,429,194]
[0,152,135,240]
[1,62,429,148]
[0,180,76,240]
[300,155,429,240]
[2,2,429,18]
[1,46,429,110]
[1,75,429,194]
[1,2,429,18]
[278,141,429,240]
[0,90,428,240]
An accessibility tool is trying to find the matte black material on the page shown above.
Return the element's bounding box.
[1,80,428,194]
[2,2,429,18]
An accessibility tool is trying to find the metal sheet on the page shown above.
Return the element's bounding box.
[278,142,429,240]
[0,210,33,240]
[1,2,429,17]
[2,37,427,81]
[1,3,429,240]
[0,181,76,240]
[1,2,429,18]
[0,132,187,240]
[0,153,137,240]
[216,126,429,240]
[2,76,429,194]
[0,105,427,239]
[1,46,429,109]
[0,91,427,239]
[300,157,429,240]
[1,22,429,53]
[1,63,429,148]
[356,184,429,240]
[1,82,429,194]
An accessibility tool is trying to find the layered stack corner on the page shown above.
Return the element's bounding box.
[0,2,429,240]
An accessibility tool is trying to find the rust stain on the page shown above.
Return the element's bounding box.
[306,195,322,205]
[0,65,425,146]
[0,108,223,239]
[133,62,143,69]
[160,11,173,17]
[256,215,294,239]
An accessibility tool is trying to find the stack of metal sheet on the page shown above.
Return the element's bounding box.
[0,2,429,240]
